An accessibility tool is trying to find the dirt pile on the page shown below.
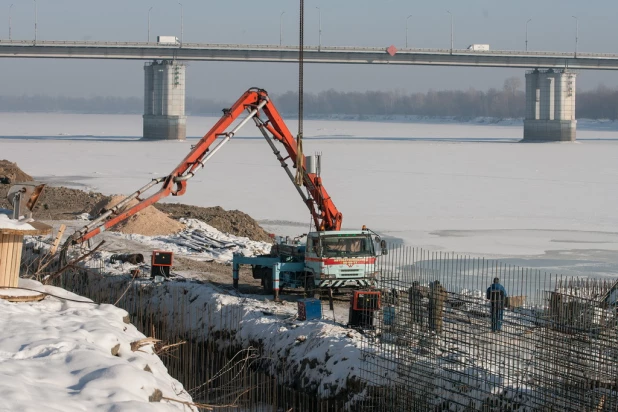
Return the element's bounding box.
[0,161,270,241]
[90,195,185,236]
[155,203,272,242]
[0,160,33,184]
[0,161,108,219]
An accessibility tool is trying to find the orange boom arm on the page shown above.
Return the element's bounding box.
[69,88,342,246]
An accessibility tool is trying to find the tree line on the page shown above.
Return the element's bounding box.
[1,79,617,119]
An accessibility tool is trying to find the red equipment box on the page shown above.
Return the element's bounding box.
[152,250,173,266]
[151,251,173,279]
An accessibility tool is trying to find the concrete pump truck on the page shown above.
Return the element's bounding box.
[63,88,387,299]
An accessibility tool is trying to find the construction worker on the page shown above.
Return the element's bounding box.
[408,281,426,326]
[486,277,507,333]
[428,280,447,334]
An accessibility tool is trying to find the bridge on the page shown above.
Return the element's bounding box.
[0,40,607,142]
[1,40,618,70]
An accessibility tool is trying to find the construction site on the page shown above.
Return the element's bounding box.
[1,2,618,411]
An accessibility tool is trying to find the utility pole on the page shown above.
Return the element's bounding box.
[316,7,321,51]
[406,14,412,48]
[447,10,453,54]
[526,18,532,51]
[178,2,183,45]
[280,11,285,46]
[9,4,13,41]
[148,6,153,42]
[572,15,578,57]
[34,0,37,44]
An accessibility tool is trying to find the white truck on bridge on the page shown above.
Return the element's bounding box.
[467,44,490,51]
[157,36,179,45]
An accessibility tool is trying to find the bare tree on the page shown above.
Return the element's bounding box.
[503,77,523,96]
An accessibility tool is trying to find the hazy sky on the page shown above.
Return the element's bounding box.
[1,0,618,100]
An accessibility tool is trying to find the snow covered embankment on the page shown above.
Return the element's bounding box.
[0,279,196,412]
[121,218,271,264]
[50,262,372,402]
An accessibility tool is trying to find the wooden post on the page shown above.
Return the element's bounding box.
[0,221,52,288]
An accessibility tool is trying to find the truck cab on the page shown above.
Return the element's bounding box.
[305,230,379,289]
[232,229,386,299]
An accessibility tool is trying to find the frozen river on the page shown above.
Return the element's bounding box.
[2,112,618,278]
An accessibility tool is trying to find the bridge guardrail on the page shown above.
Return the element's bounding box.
[1,40,618,59]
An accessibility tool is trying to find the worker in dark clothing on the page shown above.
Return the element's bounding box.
[408,281,426,326]
[428,280,447,334]
[486,277,507,332]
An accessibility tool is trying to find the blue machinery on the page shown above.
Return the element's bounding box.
[232,254,305,300]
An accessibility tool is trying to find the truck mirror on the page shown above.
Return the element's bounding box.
[375,236,381,243]
[382,248,388,256]
[380,240,387,255]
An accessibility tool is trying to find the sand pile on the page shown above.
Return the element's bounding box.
[0,160,33,184]
[90,195,185,236]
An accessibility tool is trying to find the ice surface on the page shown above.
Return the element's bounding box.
[2,113,618,276]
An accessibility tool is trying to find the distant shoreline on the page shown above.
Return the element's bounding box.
[1,111,618,131]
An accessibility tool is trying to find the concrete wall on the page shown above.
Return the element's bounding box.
[523,70,577,142]
[143,61,186,140]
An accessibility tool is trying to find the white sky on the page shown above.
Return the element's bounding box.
[0,0,617,98]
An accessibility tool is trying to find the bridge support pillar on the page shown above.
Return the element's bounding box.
[523,69,576,142]
[142,61,186,141]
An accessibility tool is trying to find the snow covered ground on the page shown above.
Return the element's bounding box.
[2,113,618,277]
[0,279,196,412]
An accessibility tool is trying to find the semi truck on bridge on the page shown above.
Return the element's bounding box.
[467,44,490,51]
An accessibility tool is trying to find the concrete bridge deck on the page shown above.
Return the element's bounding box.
[1,40,618,69]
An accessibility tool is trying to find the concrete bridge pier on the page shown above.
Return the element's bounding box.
[143,60,186,140]
[523,69,577,142]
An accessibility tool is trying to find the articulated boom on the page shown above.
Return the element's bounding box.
[68,88,342,246]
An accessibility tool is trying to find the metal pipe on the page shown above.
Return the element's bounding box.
[110,253,145,264]
[253,115,310,205]
[174,98,269,182]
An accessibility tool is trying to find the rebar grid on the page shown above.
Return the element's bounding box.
[358,246,618,411]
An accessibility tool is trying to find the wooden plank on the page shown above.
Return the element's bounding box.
[0,292,45,303]
[0,234,10,287]
[49,224,66,255]
[12,234,24,288]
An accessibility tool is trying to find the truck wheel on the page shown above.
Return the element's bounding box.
[304,274,319,299]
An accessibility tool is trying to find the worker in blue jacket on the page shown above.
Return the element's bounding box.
[486,277,507,332]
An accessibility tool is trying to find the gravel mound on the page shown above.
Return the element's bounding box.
[0,160,33,184]
[154,204,272,242]
[0,161,270,241]
[90,195,185,237]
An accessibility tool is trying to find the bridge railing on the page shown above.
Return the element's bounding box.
[1,39,618,59]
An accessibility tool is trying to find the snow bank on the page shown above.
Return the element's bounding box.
[0,214,34,230]
[0,278,196,411]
